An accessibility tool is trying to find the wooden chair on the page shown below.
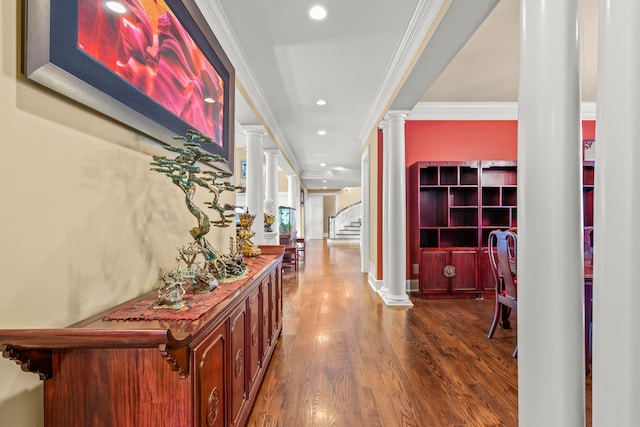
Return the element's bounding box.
[296,238,305,259]
[280,232,298,271]
[487,229,518,357]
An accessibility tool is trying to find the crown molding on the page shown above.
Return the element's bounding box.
[195,0,302,174]
[409,101,597,120]
[358,0,447,143]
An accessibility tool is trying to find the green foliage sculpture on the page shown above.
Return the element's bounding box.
[150,131,247,305]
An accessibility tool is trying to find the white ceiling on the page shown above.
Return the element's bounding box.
[197,0,598,190]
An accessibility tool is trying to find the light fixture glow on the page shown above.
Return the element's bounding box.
[322,180,327,183]
[320,163,326,167]
[323,186,327,189]
[318,130,326,135]
[309,5,327,20]
[105,1,127,14]
[316,99,327,106]
[204,97,216,104]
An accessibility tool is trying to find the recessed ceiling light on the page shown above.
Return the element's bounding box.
[323,186,327,189]
[318,130,326,135]
[204,97,216,104]
[316,99,327,106]
[320,163,326,167]
[105,1,127,13]
[322,180,327,183]
[309,5,327,20]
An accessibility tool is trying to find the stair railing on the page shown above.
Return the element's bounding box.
[328,201,362,239]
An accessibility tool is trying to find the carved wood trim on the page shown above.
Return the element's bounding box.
[1,345,52,380]
[158,329,192,379]
[159,344,190,379]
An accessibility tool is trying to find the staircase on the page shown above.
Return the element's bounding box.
[335,219,361,239]
[328,202,361,247]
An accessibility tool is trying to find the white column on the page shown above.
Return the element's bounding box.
[593,1,640,424]
[287,174,298,209]
[287,175,301,239]
[381,112,412,306]
[264,148,279,208]
[378,121,389,295]
[244,126,265,244]
[517,1,584,425]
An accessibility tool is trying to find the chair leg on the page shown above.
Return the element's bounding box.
[488,300,501,339]
[512,345,518,358]
[501,307,511,330]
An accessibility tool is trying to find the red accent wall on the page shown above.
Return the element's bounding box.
[405,119,596,164]
[373,119,597,283]
[582,120,596,140]
[405,120,518,163]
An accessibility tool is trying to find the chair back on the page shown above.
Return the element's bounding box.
[488,230,518,300]
[584,226,594,260]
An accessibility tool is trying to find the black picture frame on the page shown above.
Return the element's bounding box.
[24,0,235,171]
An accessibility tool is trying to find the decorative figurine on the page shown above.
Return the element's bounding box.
[238,211,262,257]
[264,198,276,232]
[149,130,247,303]
[264,211,275,232]
[155,265,187,309]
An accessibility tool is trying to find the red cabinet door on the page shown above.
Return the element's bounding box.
[195,322,227,427]
[419,249,448,297]
[419,248,479,298]
[450,249,478,293]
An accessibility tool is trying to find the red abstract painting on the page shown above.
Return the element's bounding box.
[77,0,224,146]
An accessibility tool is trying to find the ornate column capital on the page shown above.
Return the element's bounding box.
[243,125,266,136]
[384,110,410,123]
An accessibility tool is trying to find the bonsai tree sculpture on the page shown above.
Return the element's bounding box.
[150,130,247,304]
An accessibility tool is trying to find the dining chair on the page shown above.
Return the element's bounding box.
[487,229,518,357]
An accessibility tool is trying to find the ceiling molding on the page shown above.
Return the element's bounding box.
[410,102,518,120]
[357,0,447,143]
[195,0,302,174]
[410,102,598,120]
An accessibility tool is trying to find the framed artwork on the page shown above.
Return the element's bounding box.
[300,188,304,207]
[24,0,235,171]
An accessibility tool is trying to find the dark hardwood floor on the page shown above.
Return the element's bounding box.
[248,240,591,426]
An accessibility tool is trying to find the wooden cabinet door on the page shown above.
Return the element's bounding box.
[230,304,249,426]
[273,268,282,332]
[478,247,497,297]
[195,322,227,427]
[419,249,448,297]
[247,286,262,397]
[261,280,270,361]
[450,249,478,293]
[420,248,479,297]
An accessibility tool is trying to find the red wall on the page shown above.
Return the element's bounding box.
[405,120,595,164]
[373,120,596,282]
[406,120,518,163]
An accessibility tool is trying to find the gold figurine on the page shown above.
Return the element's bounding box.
[238,212,262,257]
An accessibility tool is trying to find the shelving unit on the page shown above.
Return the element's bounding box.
[408,161,517,298]
[583,161,594,227]
[408,160,595,299]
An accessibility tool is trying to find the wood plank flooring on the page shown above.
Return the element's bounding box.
[248,240,591,426]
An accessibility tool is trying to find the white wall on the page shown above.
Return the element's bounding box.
[0,3,236,425]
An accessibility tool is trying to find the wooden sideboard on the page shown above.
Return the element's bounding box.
[0,246,284,427]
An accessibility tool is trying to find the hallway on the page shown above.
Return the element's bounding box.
[247,240,528,426]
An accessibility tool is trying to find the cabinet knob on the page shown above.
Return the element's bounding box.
[443,265,456,278]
